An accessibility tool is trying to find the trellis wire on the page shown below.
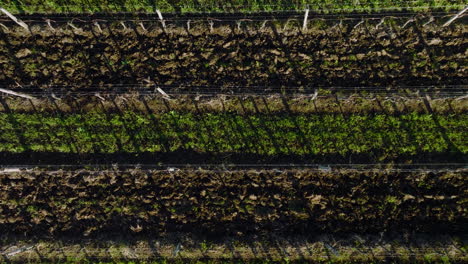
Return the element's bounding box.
[1,163,466,172]
[1,3,465,14]
[1,85,466,98]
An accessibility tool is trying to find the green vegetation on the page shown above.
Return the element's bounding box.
[0,0,465,13]
[0,111,466,161]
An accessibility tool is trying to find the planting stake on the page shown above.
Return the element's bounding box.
[303,9,309,30]
[187,20,191,31]
[0,88,35,100]
[455,94,468,100]
[94,21,103,33]
[4,245,35,257]
[209,20,214,32]
[0,7,29,31]
[45,19,55,30]
[311,89,318,101]
[402,19,414,28]
[50,93,61,101]
[0,22,8,31]
[156,9,166,29]
[442,6,467,27]
[67,22,79,30]
[95,93,106,101]
[423,16,435,27]
[353,20,364,29]
[139,22,147,32]
[156,87,171,99]
[376,18,385,29]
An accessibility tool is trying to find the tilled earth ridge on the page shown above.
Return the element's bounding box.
[0,169,466,237]
[0,24,466,90]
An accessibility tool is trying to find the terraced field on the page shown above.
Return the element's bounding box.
[0,1,467,263]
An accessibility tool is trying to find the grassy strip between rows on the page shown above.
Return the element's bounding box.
[0,112,466,161]
[0,0,466,14]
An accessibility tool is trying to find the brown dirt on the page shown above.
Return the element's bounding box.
[0,23,466,91]
[0,169,466,238]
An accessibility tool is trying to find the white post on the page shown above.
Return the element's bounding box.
[94,21,102,32]
[311,89,318,101]
[67,22,79,30]
[209,20,214,32]
[120,21,127,30]
[95,93,105,101]
[156,9,166,29]
[401,19,414,29]
[139,22,147,32]
[0,22,8,31]
[45,19,55,30]
[0,7,29,31]
[0,88,35,100]
[156,87,171,99]
[375,18,385,29]
[303,9,309,30]
[353,20,364,29]
[442,6,468,27]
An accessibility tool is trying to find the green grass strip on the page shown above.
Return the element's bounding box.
[0,0,466,13]
[0,111,466,158]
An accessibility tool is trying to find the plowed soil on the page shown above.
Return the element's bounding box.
[0,23,466,91]
[0,169,466,238]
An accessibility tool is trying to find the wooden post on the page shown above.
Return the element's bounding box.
[303,9,309,30]
[209,20,214,33]
[375,18,385,29]
[0,7,29,31]
[311,89,318,101]
[95,93,106,101]
[139,22,147,32]
[443,6,468,27]
[156,9,166,29]
[67,22,79,30]
[156,87,171,99]
[45,19,55,30]
[0,88,35,100]
[353,20,364,29]
[120,21,127,30]
[94,21,103,33]
[401,19,414,29]
[0,22,8,31]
